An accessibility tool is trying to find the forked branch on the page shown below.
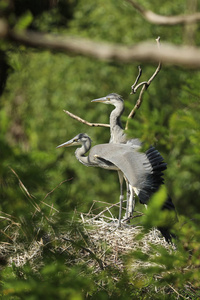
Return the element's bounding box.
[125,37,161,129]
[64,37,161,131]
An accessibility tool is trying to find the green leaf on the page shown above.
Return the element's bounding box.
[15,11,33,30]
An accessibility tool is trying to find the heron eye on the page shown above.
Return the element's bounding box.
[74,139,78,142]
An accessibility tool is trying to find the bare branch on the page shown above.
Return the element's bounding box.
[126,0,200,25]
[126,84,147,126]
[63,110,110,128]
[125,37,161,129]
[131,81,147,94]
[130,66,142,94]
[0,19,199,68]
[148,36,162,82]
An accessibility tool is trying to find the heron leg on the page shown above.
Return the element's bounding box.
[118,171,124,227]
[128,185,135,218]
[125,179,130,219]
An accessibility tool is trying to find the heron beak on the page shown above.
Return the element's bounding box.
[56,139,74,149]
[91,96,107,103]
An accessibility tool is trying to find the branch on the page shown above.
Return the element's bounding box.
[0,19,200,68]
[130,66,142,93]
[125,37,161,129]
[126,0,200,25]
[63,110,110,128]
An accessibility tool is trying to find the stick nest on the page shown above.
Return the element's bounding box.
[0,203,175,273]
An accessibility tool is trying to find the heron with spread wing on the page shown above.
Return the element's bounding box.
[91,93,176,240]
[56,133,168,230]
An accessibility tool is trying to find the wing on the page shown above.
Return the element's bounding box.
[90,143,167,204]
[89,143,152,188]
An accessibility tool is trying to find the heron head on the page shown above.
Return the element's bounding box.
[56,133,91,148]
[91,93,123,107]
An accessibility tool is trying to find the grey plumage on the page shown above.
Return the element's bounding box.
[56,133,167,212]
[91,93,176,242]
[91,93,141,218]
[92,93,140,145]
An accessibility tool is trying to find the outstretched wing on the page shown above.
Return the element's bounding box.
[90,143,167,204]
[90,143,152,188]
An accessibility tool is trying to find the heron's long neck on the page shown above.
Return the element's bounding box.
[75,139,91,166]
[109,103,126,143]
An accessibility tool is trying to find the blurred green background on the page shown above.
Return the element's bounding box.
[1,0,200,220]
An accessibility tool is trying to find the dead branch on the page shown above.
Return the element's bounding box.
[0,18,199,68]
[130,66,142,93]
[126,0,200,25]
[63,110,110,128]
[125,37,161,129]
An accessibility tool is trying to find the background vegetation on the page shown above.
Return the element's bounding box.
[0,0,200,299]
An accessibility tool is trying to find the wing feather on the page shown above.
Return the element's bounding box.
[89,143,152,188]
[89,143,167,205]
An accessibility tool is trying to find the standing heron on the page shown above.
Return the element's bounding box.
[92,93,142,218]
[91,93,175,225]
[56,133,168,232]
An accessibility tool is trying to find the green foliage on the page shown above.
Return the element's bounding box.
[14,11,33,30]
[1,263,95,300]
[1,0,200,298]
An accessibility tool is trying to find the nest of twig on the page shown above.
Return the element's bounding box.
[0,200,175,274]
[60,211,174,272]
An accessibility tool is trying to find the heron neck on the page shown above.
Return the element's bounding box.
[75,139,91,166]
[110,103,125,142]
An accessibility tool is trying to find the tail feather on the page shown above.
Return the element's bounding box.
[138,146,167,204]
[138,147,177,243]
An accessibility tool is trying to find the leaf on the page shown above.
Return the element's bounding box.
[15,11,33,30]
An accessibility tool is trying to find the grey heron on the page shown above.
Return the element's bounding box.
[56,133,168,231]
[92,93,142,218]
[91,93,176,233]
[91,93,138,145]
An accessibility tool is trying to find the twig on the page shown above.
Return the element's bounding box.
[9,167,34,200]
[92,199,122,206]
[106,207,114,219]
[91,201,124,220]
[125,0,200,25]
[40,201,59,213]
[0,229,14,242]
[9,167,41,214]
[0,211,17,219]
[62,237,104,270]
[122,213,144,223]
[125,37,161,129]
[168,284,186,299]
[131,81,147,94]
[148,37,162,82]
[63,110,110,128]
[42,178,73,201]
[9,167,52,223]
[130,66,142,93]
[86,201,96,216]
